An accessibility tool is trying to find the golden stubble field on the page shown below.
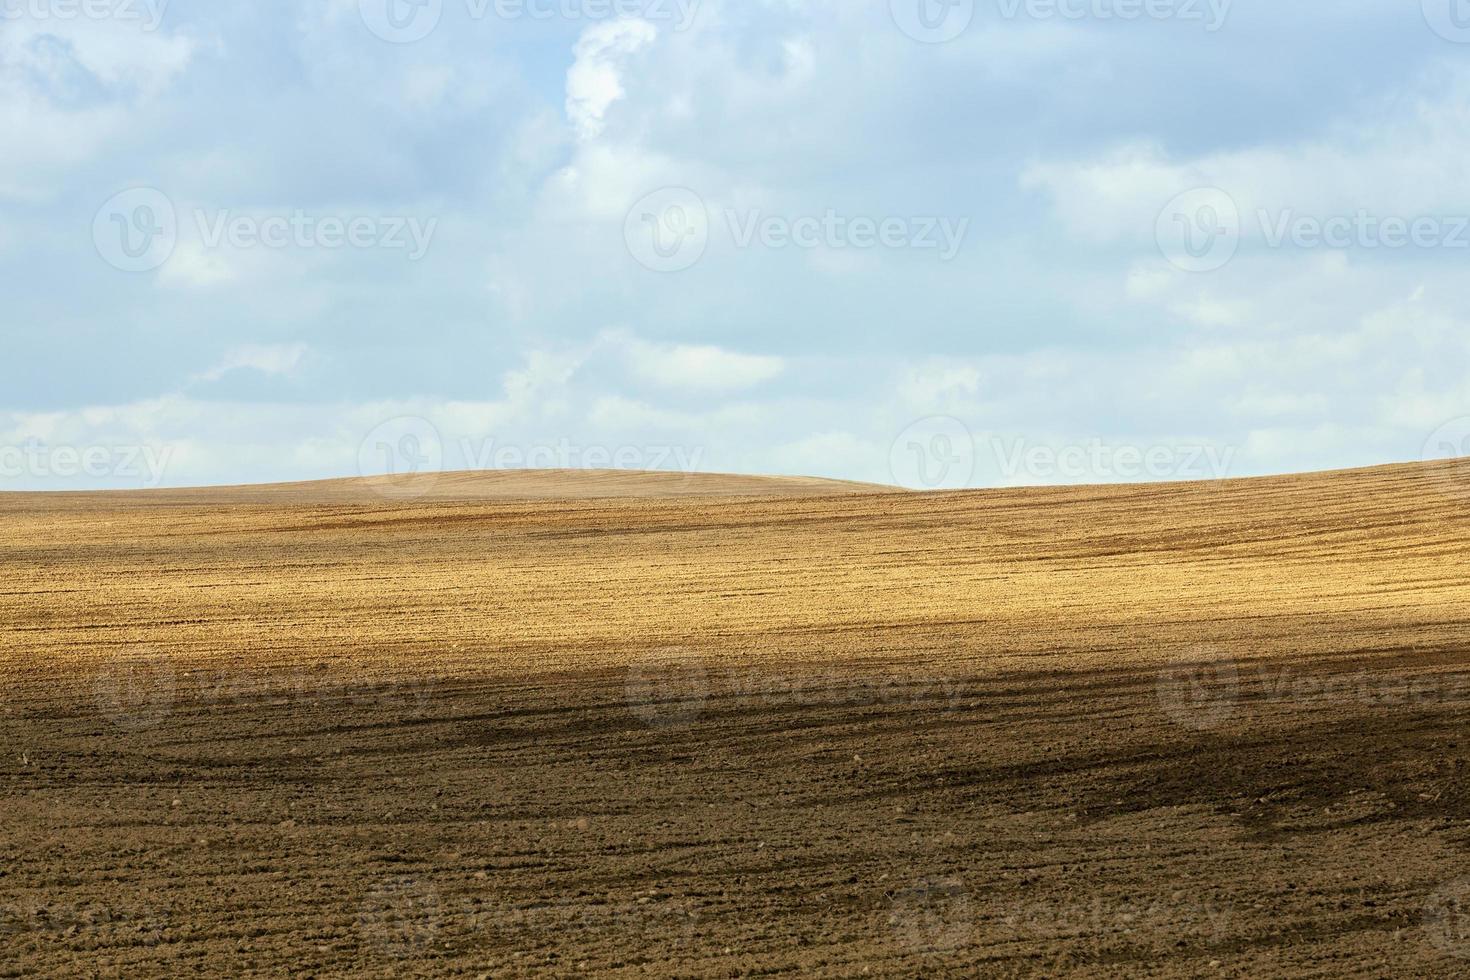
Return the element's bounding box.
[2,464,1469,977]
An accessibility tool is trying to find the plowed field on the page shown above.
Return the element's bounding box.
[2,464,1468,977]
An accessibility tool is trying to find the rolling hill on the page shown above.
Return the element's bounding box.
[1,461,1467,976]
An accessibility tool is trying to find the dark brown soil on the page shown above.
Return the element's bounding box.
[2,463,1468,977]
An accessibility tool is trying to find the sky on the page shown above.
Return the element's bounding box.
[4,0,1470,491]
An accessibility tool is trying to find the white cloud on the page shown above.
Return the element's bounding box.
[0,14,197,201]
[565,18,658,143]
[500,348,587,420]
[896,360,983,412]
[9,1,1470,494]
[0,344,589,488]
[1,15,195,95]
[542,142,685,222]
[192,344,309,384]
[1023,67,1470,247]
[587,395,695,432]
[601,330,786,391]
[0,98,124,202]
[7,303,1469,491]
[768,430,874,478]
[1171,295,1253,330]
[158,241,237,289]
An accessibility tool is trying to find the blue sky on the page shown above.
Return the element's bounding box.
[4,0,1470,490]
